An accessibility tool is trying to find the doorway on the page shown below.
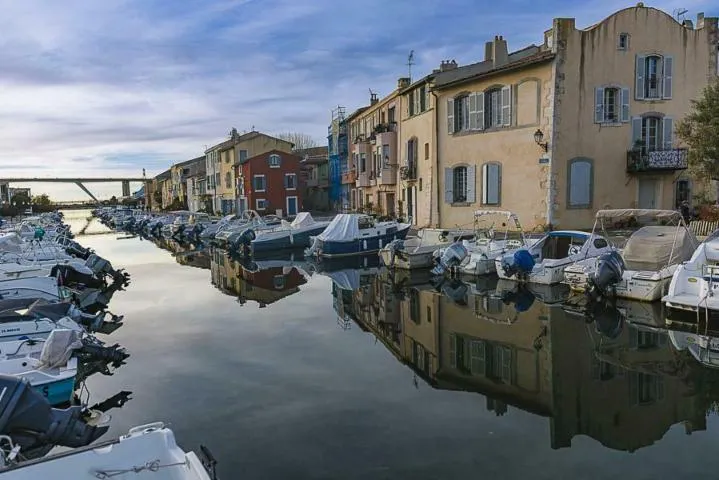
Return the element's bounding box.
[638,179,658,209]
[286,196,298,216]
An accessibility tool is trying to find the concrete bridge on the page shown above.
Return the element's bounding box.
[0,177,146,203]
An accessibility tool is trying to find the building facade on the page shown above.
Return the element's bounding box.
[300,146,330,210]
[236,149,303,217]
[327,107,348,210]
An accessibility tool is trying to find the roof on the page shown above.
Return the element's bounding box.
[344,106,369,123]
[296,146,328,158]
[174,155,205,169]
[239,149,301,165]
[155,169,171,181]
[206,131,294,153]
[399,73,435,95]
[433,46,553,90]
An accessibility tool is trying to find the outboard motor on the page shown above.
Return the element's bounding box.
[50,264,103,289]
[500,249,536,279]
[431,242,469,275]
[500,285,535,313]
[587,250,625,301]
[383,239,405,267]
[231,228,256,253]
[0,374,108,458]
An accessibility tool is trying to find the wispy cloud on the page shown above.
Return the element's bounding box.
[0,0,715,199]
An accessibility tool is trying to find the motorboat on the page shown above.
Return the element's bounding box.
[199,214,237,240]
[668,330,719,368]
[306,214,411,258]
[428,210,536,276]
[496,230,612,285]
[564,209,697,302]
[379,227,475,270]
[664,229,719,314]
[237,212,331,254]
[213,210,274,247]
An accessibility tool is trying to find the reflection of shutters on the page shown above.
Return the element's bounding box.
[656,375,665,400]
[631,117,643,148]
[476,92,485,130]
[635,55,646,100]
[501,85,512,126]
[594,87,605,123]
[629,371,639,405]
[449,334,457,368]
[662,117,674,149]
[467,165,476,203]
[621,87,630,122]
[468,93,479,130]
[446,99,454,134]
[662,56,673,99]
[444,167,454,204]
[470,340,486,375]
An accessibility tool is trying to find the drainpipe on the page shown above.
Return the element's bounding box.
[430,88,441,227]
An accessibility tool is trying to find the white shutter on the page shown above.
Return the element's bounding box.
[444,167,454,204]
[621,87,631,123]
[662,117,673,149]
[631,117,643,148]
[446,99,454,134]
[476,92,485,130]
[595,87,605,123]
[468,93,478,130]
[662,56,673,99]
[501,86,512,126]
[635,55,646,100]
[467,165,476,203]
[482,164,500,205]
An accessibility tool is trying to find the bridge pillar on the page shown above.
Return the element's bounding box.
[122,180,130,197]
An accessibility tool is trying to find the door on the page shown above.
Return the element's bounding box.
[287,196,298,216]
[238,197,248,214]
[638,179,657,209]
[386,193,395,217]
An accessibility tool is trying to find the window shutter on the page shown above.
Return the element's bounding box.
[662,56,673,99]
[467,165,476,203]
[631,117,643,148]
[468,93,478,130]
[449,334,457,368]
[621,87,631,122]
[635,55,646,100]
[594,87,605,123]
[284,175,288,189]
[501,86,512,126]
[476,92,485,130]
[444,168,454,204]
[481,164,488,204]
[662,117,673,149]
[446,99,454,134]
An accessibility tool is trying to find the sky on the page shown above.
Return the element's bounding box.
[0,0,716,200]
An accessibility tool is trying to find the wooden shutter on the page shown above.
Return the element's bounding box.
[662,56,673,99]
[467,165,476,203]
[468,93,478,130]
[476,92,485,130]
[594,87,605,123]
[635,55,646,100]
[662,117,673,149]
[444,167,454,204]
[621,87,631,122]
[631,117,643,148]
[446,98,454,134]
[483,164,500,205]
[501,86,512,126]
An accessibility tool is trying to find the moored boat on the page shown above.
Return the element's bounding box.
[306,214,411,258]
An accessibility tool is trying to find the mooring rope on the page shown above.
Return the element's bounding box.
[94,459,188,478]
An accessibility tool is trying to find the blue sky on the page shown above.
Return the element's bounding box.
[0,0,716,200]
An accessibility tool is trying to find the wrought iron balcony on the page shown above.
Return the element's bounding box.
[626,148,688,173]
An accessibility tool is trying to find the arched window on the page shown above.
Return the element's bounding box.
[481,162,501,206]
[567,158,593,209]
[644,55,661,98]
[225,172,231,189]
[269,154,281,168]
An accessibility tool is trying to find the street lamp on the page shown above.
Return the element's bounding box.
[534,129,549,152]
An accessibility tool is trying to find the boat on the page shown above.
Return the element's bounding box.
[564,209,697,302]
[306,214,411,258]
[495,230,612,285]
[378,227,474,270]
[428,210,536,276]
[239,212,331,254]
[663,228,719,315]
[668,330,719,368]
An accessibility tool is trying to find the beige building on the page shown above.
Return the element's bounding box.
[434,6,718,230]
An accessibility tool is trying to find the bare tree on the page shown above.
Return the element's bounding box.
[277,132,320,152]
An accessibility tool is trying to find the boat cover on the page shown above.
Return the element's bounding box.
[39,328,82,369]
[291,212,316,229]
[326,269,360,290]
[316,214,359,242]
[623,226,697,271]
[0,233,23,253]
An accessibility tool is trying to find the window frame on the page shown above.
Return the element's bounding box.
[484,87,503,129]
[453,94,470,133]
[224,172,232,189]
[253,174,266,193]
[452,165,468,203]
[644,55,662,99]
[567,157,594,209]
[269,154,281,168]
[618,33,630,51]
[285,173,297,190]
[255,198,267,210]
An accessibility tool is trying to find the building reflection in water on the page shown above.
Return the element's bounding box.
[328,268,716,453]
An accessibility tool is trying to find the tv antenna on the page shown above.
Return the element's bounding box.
[673,8,688,22]
[407,50,415,81]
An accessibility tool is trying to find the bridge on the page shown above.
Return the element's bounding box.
[0,177,147,203]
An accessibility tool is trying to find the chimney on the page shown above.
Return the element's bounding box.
[485,41,494,62]
[397,77,411,89]
[492,35,508,67]
[439,59,458,72]
[697,12,705,29]
[370,92,379,105]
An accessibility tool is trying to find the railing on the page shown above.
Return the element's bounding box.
[400,162,417,181]
[626,148,688,173]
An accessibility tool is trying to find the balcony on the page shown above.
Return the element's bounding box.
[356,171,371,188]
[342,169,356,184]
[626,148,688,173]
[399,162,417,181]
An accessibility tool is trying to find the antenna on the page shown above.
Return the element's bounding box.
[673,8,688,22]
[407,50,415,81]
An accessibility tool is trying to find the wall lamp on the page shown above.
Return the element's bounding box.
[534,129,549,152]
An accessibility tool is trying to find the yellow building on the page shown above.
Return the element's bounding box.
[434,7,718,230]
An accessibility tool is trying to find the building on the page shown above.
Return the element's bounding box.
[182,157,207,213]
[1,186,32,204]
[236,149,303,216]
[327,107,349,210]
[433,6,718,230]
[205,148,220,214]
[299,146,330,210]
[341,107,368,210]
[168,156,205,210]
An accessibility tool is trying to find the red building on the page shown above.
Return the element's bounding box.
[235,149,303,217]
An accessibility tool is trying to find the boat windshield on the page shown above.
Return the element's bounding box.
[358,216,375,230]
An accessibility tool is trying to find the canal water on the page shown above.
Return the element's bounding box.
[66,210,719,479]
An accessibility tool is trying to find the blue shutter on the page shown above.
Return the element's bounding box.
[635,55,646,100]
[662,56,673,99]
[621,87,631,122]
[444,168,454,204]
[284,175,289,189]
[662,117,674,149]
[467,165,476,203]
[595,87,605,123]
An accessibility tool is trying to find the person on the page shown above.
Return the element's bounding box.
[680,200,691,223]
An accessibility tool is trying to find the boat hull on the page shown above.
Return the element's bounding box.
[379,247,435,270]
[33,376,75,406]
[315,225,411,258]
[251,225,328,253]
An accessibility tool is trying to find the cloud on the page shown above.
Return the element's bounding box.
[0,0,716,199]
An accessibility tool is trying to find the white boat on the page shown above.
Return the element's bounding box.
[0,422,217,479]
[564,209,697,302]
[495,230,612,285]
[668,330,719,368]
[664,229,719,314]
[243,212,332,253]
[378,227,474,270]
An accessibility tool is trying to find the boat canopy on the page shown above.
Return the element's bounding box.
[473,210,517,219]
[291,212,316,228]
[326,269,360,290]
[0,233,22,253]
[594,209,680,219]
[317,214,361,242]
[623,225,697,271]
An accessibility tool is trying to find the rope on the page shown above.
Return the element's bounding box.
[94,459,188,478]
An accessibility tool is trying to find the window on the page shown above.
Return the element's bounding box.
[408,90,415,116]
[448,87,511,134]
[269,154,281,168]
[453,166,467,202]
[253,175,266,192]
[595,86,629,123]
[635,54,672,100]
[481,163,501,205]
[631,115,673,153]
[567,158,593,209]
[238,150,248,163]
[424,142,429,160]
[419,85,427,112]
[675,180,691,209]
[360,153,366,173]
[215,172,220,189]
[382,144,390,168]
[644,116,661,151]
[284,173,297,190]
[645,56,660,98]
[256,198,267,210]
[485,88,502,128]
[618,33,629,50]
[388,106,396,124]
[224,151,230,163]
[224,172,231,189]
[449,94,470,133]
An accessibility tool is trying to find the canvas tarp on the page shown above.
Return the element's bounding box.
[291,212,316,229]
[326,269,360,291]
[0,233,23,253]
[39,328,83,369]
[316,214,359,242]
[623,226,697,271]
[595,209,680,220]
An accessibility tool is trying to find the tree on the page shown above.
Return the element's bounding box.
[32,194,52,206]
[676,78,719,201]
[277,132,320,152]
